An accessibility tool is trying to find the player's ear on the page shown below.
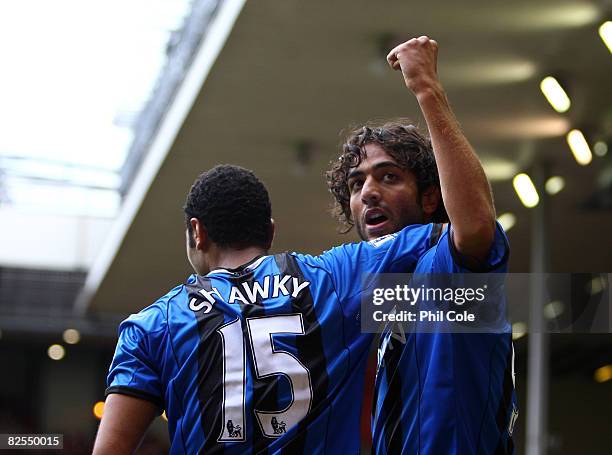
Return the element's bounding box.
[190,217,210,251]
[265,218,275,251]
[421,186,441,221]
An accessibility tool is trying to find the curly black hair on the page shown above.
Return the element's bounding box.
[326,120,448,231]
[184,165,272,249]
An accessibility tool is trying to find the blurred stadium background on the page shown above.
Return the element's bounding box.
[0,0,611,453]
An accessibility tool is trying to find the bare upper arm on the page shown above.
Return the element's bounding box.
[92,393,159,455]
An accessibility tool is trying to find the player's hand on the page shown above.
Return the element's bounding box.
[387,36,440,96]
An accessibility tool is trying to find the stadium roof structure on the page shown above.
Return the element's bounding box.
[76,0,612,315]
[0,0,610,317]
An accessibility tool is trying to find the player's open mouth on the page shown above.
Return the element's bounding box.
[365,209,390,230]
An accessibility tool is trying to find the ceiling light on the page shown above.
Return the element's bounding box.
[470,4,599,30]
[540,77,571,113]
[545,176,565,195]
[544,300,564,319]
[512,322,527,340]
[599,21,612,53]
[513,173,540,208]
[63,329,81,345]
[48,344,65,361]
[594,141,608,157]
[566,129,593,165]
[594,365,612,383]
[497,213,517,232]
[587,276,607,295]
[466,115,569,140]
[445,59,537,86]
[481,158,519,181]
[93,402,105,419]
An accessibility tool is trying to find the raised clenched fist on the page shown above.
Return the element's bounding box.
[386,36,440,95]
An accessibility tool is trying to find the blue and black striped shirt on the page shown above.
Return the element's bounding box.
[106,224,434,454]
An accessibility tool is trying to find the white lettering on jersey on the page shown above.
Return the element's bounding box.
[229,286,249,305]
[272,274,292,298]
[193,275,311,309]
[291,277,311,298]
[241,276,270,303]
[200,287,222,303]
[189,287,221,312]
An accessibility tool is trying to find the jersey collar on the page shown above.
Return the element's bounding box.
[207,255,269,276]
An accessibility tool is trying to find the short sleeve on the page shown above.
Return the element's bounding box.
[105,307,166,411]
[412,221,510,332]
[429,222,509,273]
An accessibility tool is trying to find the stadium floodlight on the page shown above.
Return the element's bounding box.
[594,141,608,157]
[63,328,81,345]
[545,176,565,195]
[47,344,65,361]
[512,322,527,340]
[594,365,612,383]
[599,21,612,53]
[93,402,105,419]
[497,212,517,232]
[566,129,593,165]
[513,173,540,208]
[540,76,571,113]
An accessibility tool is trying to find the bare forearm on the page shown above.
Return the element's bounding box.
[416,84,495,246]
[387,36,496,260]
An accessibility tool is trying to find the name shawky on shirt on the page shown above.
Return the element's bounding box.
[189,274,311,311]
